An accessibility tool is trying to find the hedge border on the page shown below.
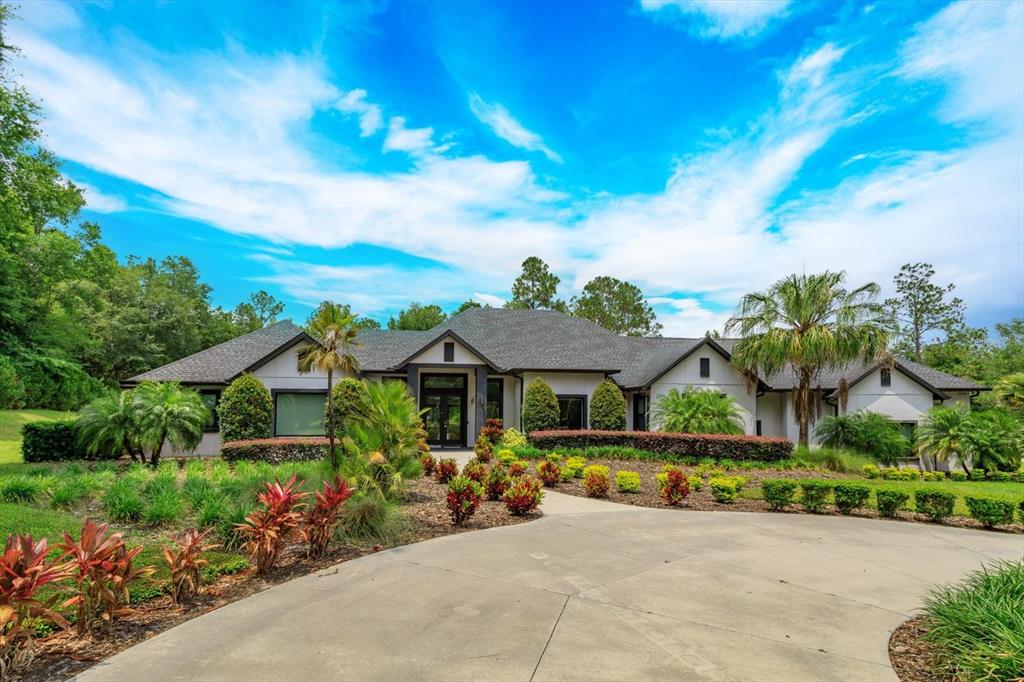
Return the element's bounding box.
[221,437,328,463]
[528,430,793,461]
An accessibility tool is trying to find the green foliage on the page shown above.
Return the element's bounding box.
[799,480,834,513]
[21,419,91,462]
[345,379,425,498]
[0,356,24,408]
[498,429,527,449]
[219,374,273,443]
[582,465,610,498]
[760,479,797,510]
[132,381,210,465]
[814,411,909,465]
[506,257,565,311]
[102,478,144,522]
[916,405,1023,473]
[862,464,880,479]
[833,483,871,514]
[651,388,744,435]
[709,476,744,503]
[50,479,89,508]
[615,470,641,493]
[536,460,561,487]
[142,488,185,526]
[569,275,661,337]
[879,466,921,481]
[522,378,560,434]
[589,379,627,431]
[914,489,956,522]
[446,476,483,526]
[564,456,586,478]
[922,560,1024,682]
[963,497,1016,528]
[884,262,965,363]
[76,390,144,460]
[0,475,46,503]
[875,490,910,518]
[793,446,873,474]
[324,378,369,439]
[387,302,446,330]
[949,471,968,482]
[503,476,544,515]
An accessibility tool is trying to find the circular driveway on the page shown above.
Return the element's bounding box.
[78,493,1023,682]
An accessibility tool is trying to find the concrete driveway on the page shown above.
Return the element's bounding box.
[78,493,1022,682]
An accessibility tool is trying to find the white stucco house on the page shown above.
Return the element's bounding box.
[123,308,987,456]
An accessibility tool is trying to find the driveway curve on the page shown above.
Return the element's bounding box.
[78,493,1022,682]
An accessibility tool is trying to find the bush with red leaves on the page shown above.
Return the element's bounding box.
[659,466,690,506]
[446,476,483,526]
[536,460,562,487]
[434,458,458,484]
[503,476,543,516]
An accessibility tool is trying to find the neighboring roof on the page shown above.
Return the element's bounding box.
[128,309,988,393]
[124,320,309,385]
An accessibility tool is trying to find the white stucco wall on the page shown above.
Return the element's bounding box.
[845,367,935,422]
[755,392,785,438]
[251,341,354,389]
[649,349,757,435]
[408,336,485,365]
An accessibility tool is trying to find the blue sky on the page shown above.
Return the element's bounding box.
[11,0,1024,335]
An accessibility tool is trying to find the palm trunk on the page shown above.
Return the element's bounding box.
[797,373,811,449]
[326,369,337,469]
[151,430,166,467]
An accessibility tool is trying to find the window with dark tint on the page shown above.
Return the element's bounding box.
[880,368,892,387]
[755,420,762,436]
[699,357,710,378]
[443,342,455,362]
[558,396,585,430]
[632,394,647,431]
[486,378,503,419]
[275,392,327,436]
[423,375,465,389]
[199,390,220,432]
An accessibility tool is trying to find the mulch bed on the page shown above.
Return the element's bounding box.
[19,477,537,682]
[534,459,1024,533]
[889,615,947,682]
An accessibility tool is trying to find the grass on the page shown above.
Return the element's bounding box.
[0,409,74,465]
[922,560,1024,680]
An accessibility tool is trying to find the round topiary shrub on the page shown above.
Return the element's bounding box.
[589,379,626,431]
[325,377,368,438]
[523,378,560,434]
[219,373,272,442]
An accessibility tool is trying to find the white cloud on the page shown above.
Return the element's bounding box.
[473,292,506,307]
[648,297,732,336]
[382,116,436,154]
[335,89,382,137]
[640,0,791,39]
[78,183,127,213]
[468,93,562,163]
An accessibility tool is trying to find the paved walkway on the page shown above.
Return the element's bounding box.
[78,491,1023,682]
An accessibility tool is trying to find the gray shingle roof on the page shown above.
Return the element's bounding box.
[127,309,987,393]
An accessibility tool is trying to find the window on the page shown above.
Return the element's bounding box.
[199,390,220,433]
[880,368,892,387]
[423,375,465,389]
[486,378,503,420]
[699,357,710,378]
[755,420,762,436]
[632,394,647,431]
[899,422,916,452]
[443,342,455,362]
[557,396,586,430]
[274,392,326,436]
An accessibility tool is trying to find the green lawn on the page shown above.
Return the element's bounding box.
[0,409,74,465]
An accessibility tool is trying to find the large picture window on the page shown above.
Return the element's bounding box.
[487,378,504,420]
[275,392,327,436]
[557,395,586,430]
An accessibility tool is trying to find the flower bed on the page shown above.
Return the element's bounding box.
[528,430,793,461]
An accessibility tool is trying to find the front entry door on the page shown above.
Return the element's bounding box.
[421,375,467,447]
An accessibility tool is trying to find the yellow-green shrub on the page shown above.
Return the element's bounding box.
[615,470,641,493]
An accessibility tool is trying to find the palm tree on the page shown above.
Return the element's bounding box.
[725,271,892,447]
[345,379,425,499]
[132,381,210,466]
[651,388,744,435]
[915,405,973,474]
[993,373,1024,412]
[297,304,361,469]
[76,390,145,461]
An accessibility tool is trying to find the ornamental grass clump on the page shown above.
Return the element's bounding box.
[434,458,458,484]
[503,476,543,515]
[616,470,641,493]
[582,465,610,498]
[761,479,798,511]
[915,489,955,522]
[833,482,871,515]
[300,477,354,558]
[163,528,219,604]
[536,460,562,487]
[102,477,145,522]
[462,460,488,485]
[876,490,910,518]
[0,476,45,504]
[659,466,689,506]
[799,480,834,513]
[236,475,309,574]
[964,496,1016,528]
[485,463,510,501]
[446,476,483,526]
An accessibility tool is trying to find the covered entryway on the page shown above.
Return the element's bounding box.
[420,373,467,447]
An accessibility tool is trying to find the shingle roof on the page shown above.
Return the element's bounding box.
[127,309,988,393]
[125,320,308,384]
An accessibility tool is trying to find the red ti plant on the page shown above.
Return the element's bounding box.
[659,466,690,506]
[420,453,436,476]
[0,535,72,675]
[60,519,155,636]
[163,529,219,604]
[434,458,458,484]
[446,476,483,526]
[299,477,354,558]
[503,476,543,516]
[235,476,309,574]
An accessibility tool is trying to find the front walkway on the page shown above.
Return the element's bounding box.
[77,492,1023,681]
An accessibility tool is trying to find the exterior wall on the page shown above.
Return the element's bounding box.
[755,392,785,438]
[845,368,936,422]
[649,349,757,435]
[251,342,355,390]
[521,372,607,429]
[407,336,486,365]
[160,431,220,458]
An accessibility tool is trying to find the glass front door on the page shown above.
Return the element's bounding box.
[420,375,467,447]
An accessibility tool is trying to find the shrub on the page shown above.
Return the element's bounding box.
[486,463,510,501]
[615,470,641,493]
[324,378,368,439]
[582,465,610,498]
[219,373,273,442]
[814,411,909,465]
[987,470,1012,482]
[589,379,626,431]
[969,469,986,481]
[21,420,93,462]
[833,483,870,515]
[446,476,483,526]
[143,488,185,526]
[434,458,458,484]
[480,418,504,444]
[0,476,45,504]
[761,479,798,511]
[499,429,528,449]
[463,460,488,484]
[921,471,943,482]
[709,476,740,504]
[536,460,561,487]
[420,453,436,476]
[299,477,354,557]
[50,479,90,509]
[221,437,327,463]
[163,529,218,604]
[0,355,25,409]
[862,464,880,479]
[474,436,493,463]
[522,378,560,434]
[508,461,528,477]
[687,473,704,491]
[503,476,543,515]
[876,490,910,518]
[880,466,921,481]
[528,431,792,461]
[0,535,72,674]
[793,446,873,474]
[799,480,834,513]
[564,456,586,478]
[915,489,956,522]
[103,478,145,522]
[236,476,309,574]
[949,471,968,482]
[61,519,155,635]
[660,466,690,505]
[964,497,1015,528]
[496,449,517,466]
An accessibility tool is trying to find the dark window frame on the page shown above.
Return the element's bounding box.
[556,394,587,430]
[486,377,504,420]
[443,342,455,362]
[199,389,221,433]
[699,357,711,378]
[755,419,762,436]
[880,368,892,387]
[632,394,647,432]
[271,389,328,437]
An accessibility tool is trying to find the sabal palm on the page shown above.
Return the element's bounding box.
[993,373,1024,412]
[132,381,209,466]
[297,303,361,469]
[725,271,892,447]
[651,388,744,435]
[77,391,145,461]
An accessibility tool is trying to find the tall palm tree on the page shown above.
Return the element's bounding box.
[725,271,892,447]
[297,304,362,469]
[132,381,210,466]
[76,390,145,461]
[651,388,744,435]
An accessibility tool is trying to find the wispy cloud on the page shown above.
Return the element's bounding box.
[473,292,505,307]
[78,182,127,213]
[336,89,383,137]
[468,93,562,163]
[639,0,791,40]
[382,116,435,154]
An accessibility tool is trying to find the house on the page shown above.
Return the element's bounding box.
[123,307,987,456]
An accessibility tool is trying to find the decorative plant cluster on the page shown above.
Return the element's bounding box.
[582,465,610,498]
[497,428,528,449]
[863,464,1024,484]
[589,379,626,431]
[658,466,690,506]
[434,458,458,484]
[528,431,793,461]
[536,460,562,487]
[761,479,797,510]
[218,373,273,442]
[964,497,1016,528]
[163,528,219,603]
[420,453,436,476]
[914,489,956,523]
[299,477,354,558]
[462,460,488,484]
[798,480,834,513]
[503,476,543,515]
[474,436,493,463]
[876,490,910,518]
[564,456,586,478]
[479,418,504,445]
[522,378,560,434]
[832,482,870,515]
[485,464,510,501]
[508,461,528,477]
[708,476,746,504]
[446,476,483,526]
[495,449,517,466]
[615,470,641,493]
[235,476,308,574]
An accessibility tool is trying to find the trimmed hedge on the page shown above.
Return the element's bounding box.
[219,374,273,442]
[221,437,327,463]
[522,378,560,434]
[528,430,793,461]
[21,420,101,462]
